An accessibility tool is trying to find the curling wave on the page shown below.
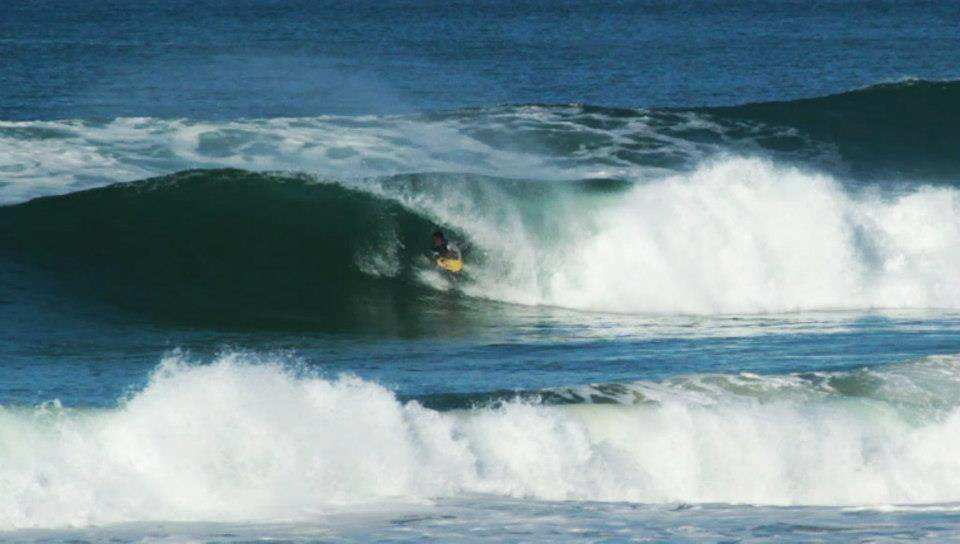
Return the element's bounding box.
[2,157,958,325]
[6,351,960,529]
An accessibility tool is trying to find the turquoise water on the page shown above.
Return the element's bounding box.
[2,1,960,541]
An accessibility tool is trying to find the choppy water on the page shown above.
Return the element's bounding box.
[2,1,960,542]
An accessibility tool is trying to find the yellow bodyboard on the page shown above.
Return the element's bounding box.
[437,256,463,273]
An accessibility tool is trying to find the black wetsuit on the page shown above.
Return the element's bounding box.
[432,241,449,259]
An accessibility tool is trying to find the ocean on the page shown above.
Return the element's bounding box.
[2,0,960,542]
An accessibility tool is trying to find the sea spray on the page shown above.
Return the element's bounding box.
[365,157,960,313]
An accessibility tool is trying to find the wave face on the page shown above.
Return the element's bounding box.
[6,352,960,529]
[0,170,446,331]
[3,158,959,323]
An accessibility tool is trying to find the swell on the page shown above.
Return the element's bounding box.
[701,79,960,181]
[6,351,960,529]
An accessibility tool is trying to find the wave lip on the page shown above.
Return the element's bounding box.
[6,352,960,529]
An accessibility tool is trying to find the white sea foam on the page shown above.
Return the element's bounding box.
[370,157,960,313]
[5,352,960,529]
[0,109,791,204]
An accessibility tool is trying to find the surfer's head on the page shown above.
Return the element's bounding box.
[432,230,446,247]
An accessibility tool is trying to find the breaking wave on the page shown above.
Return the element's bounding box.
[6,351,960,529]
[2,157,958,325]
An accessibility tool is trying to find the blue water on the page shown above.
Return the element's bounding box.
[2,1,960,542]
[3,0,959,119]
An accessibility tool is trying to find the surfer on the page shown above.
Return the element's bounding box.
[431,230,455,259]
[432,230,463,273]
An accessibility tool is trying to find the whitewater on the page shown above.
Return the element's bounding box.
[364,157,960,314]
[7,351,960,530]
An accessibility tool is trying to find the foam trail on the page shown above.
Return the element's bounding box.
[5,352,960,529]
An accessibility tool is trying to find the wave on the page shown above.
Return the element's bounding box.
[6,351,960,529]
[703,79,960,181]
[2,157,958,325]
[1,79,958,205]
[0,169,451,331]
